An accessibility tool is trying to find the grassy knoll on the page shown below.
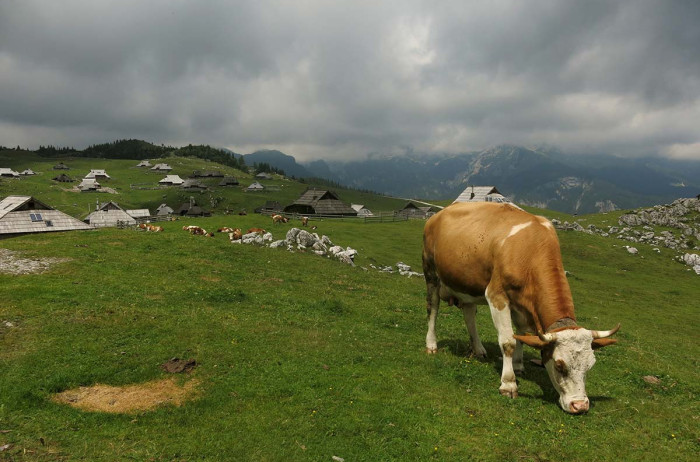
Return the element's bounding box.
[0,150,409,219]
[0,211,697,461]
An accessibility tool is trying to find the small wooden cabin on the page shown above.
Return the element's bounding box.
[284,189,357,216]
[0,195,91,237]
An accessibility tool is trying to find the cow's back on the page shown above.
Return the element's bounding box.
[423,202,547,297]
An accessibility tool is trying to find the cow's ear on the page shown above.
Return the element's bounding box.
[592,338,617,350]
[514,334,549,350]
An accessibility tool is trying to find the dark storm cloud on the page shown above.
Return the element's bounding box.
[0,0,698,160]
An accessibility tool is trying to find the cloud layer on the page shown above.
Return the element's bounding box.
[1,0,699,160]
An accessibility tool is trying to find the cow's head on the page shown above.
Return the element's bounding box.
[514,324,619,414]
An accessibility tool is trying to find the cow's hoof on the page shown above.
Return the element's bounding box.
[472,348,487,359]
[499,385,518,398]
[426,347,438,354]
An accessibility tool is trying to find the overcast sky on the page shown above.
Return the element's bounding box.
[1,0,699,161]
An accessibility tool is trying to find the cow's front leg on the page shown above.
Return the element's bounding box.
[461,303,487,358]
[425,281,440,354]
[511,311,528,375]
[486,290,518,398]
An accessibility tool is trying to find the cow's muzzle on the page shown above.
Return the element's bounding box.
[567,399,590,414]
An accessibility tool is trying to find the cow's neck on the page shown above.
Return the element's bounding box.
[529,270,577,332]
[545,317,577,332]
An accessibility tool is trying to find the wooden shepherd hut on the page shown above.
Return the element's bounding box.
[180,179,207,191]
[85,169,111,180]
[0,168,20,177]
[0,195,92,237]
[398,202,440,218]
[78,178,101,191]
[150,163,173,172]
[156,203,174,216]
[176,197,211,217]
[284,189,357,216]
[159,174,184,186]
[85,201,136,228]
[219,176,239,186]
[453,185,508,204]
[52,173,74,183]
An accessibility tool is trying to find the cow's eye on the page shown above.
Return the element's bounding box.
[555,359,568,375]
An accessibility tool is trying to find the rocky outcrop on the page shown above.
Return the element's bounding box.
[551,197,700,275]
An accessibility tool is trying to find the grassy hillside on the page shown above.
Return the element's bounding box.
[0,149,409,219]
[0,209,697,460]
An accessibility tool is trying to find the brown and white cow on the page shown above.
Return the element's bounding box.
[301,216,309,227]
[423,202,619,414]
[272,214,288,224]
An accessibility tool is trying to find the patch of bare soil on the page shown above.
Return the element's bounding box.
[52,377,199,414]
[161,357,197,374]
[0,249,70,275]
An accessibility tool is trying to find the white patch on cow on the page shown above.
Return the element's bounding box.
[544,329,596,413]
[538,217,554,230]
[507,221,533,238]
[501,221,532,246]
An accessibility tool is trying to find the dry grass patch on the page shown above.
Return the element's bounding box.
[52,377,199,414]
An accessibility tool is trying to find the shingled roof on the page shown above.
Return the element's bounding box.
[284,189,357,216]
[85,201,136,228]
[453,186,507,203]
[0,195,92,236]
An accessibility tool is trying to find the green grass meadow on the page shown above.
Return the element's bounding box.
[1,210,698,461]
[0,150,408,219]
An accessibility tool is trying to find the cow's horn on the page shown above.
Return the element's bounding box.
[590,323,621,339]
[537,330,557,343]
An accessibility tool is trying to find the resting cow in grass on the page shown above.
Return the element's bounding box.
[422,202,619,414]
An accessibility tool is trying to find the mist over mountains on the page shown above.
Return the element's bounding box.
[28,140,700,214]
[243,145,700,214]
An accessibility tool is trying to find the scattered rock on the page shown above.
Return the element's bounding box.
[0,249,71,275]
[643,375,661,385]
[626,246,638,255]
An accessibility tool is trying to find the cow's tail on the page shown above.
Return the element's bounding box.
[422,238,440,317]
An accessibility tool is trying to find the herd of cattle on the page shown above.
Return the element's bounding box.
[136,203,622,414]
[174,214,309,241]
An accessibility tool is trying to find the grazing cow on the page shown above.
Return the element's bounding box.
[271,214,288,224]
[301,216,309,227]
[218,227,236,233]
[228,228,243,240]
[146,224,163,232]
[423,202,619,414]
[138,223,148,230]
[246,227,266,235]
[239,210,247,216]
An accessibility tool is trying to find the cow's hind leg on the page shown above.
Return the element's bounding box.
[461,303,487,358]
[425,279,440,354]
